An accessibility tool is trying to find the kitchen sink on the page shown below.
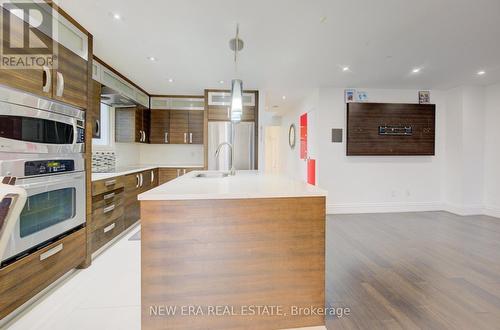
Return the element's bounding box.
[194,172,230,178]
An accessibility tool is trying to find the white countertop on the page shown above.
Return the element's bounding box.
[91,164,204,181]
[138,170,327,201]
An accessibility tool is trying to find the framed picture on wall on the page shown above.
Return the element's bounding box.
[344,89,356,103]
[419,91,431,104]
[356,91,368,102]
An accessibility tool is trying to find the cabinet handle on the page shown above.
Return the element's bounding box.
[165,132,168,143]
[151,170,154,183]
[104,179,116,187]
[227,107,230,119]
[103,192,115,200]
[143,131,146,142]
[42,66,51,93]
[56,71,64,97]
[176,169,180,177]
[95,119,100,135]
[136,174,140,188]
[184,133,187,143]
[40,243,63,261]
[103,204,115,214]
[189,132,193,144]
[140,173,144,187]
[104,223,116,233]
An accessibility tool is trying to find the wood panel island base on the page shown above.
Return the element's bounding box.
[139,171,327,330]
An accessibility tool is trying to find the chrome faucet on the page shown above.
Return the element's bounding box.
[215,142,236,176]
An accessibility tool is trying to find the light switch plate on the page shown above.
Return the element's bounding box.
[332,129,343,143]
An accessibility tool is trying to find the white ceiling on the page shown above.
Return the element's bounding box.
[58,0,500,110]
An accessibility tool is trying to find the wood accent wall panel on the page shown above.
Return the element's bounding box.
[347,103,436,156]
[141,197,325,330]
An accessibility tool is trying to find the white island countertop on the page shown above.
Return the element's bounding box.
[138,170,327,201]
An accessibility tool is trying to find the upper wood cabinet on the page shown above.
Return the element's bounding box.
[0,7,51,98]
[188,111,204,144]
[150,110,170,144]
[206,91,257,122]
[150,96,205,145]
[0,5,89,109]
[166,110,204,145]
[169,110,189,144]
[52,44,88,108]
[115,107,150,143]
[151,96,204,110]
[207,91,255,106]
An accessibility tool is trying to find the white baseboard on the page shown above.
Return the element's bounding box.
[327,202,443,214]
[327,201,500,219]
[444,203,484,216]
[483,205,500,218]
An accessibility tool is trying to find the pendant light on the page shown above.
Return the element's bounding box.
[229,24,244,123]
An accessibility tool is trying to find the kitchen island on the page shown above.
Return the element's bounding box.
[138,171,327,330]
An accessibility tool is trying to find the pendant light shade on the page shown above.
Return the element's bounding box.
[230,79,243,123]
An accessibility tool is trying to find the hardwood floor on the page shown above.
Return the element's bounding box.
[326,211,500,329]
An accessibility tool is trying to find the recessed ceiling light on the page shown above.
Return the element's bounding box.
[281,96,287,100]
[477,70,486,76]
[168,78,174,83]
[112,13,121,20]
[412,67,422,74]
[147,56,157,62]
[342,66,350,72]
[219,80,225,84]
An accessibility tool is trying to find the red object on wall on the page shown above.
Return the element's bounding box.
[300,113,308,159]
[307,158,316,185]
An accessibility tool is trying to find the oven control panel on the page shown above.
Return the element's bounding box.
[25,160,75,176]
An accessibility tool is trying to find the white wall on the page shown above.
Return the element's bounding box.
[316,88,445,214]
[277,85,499,217]
[483,84,500,217]
[444,87,485,214]
[280,90,319,182]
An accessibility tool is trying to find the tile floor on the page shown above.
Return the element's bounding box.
[3,225,326,330]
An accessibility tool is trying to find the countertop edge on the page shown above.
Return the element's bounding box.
[91,165,204,181]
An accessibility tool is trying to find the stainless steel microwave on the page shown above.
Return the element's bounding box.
[0,85,85,154]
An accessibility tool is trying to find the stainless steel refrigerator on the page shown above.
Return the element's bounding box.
[208,121,255,171]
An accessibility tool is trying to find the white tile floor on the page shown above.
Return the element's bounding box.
[4,225,325,330]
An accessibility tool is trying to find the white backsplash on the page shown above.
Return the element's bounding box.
[139,144,204,166]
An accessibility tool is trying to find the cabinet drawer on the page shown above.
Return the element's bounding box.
[92,177,125,196]
[0,228,85,319]
[91,216,125,253]
[92,202,124,232]
[92,188,124,210]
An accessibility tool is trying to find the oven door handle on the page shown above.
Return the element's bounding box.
[16,174,85,197]
[0,182,27,261]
